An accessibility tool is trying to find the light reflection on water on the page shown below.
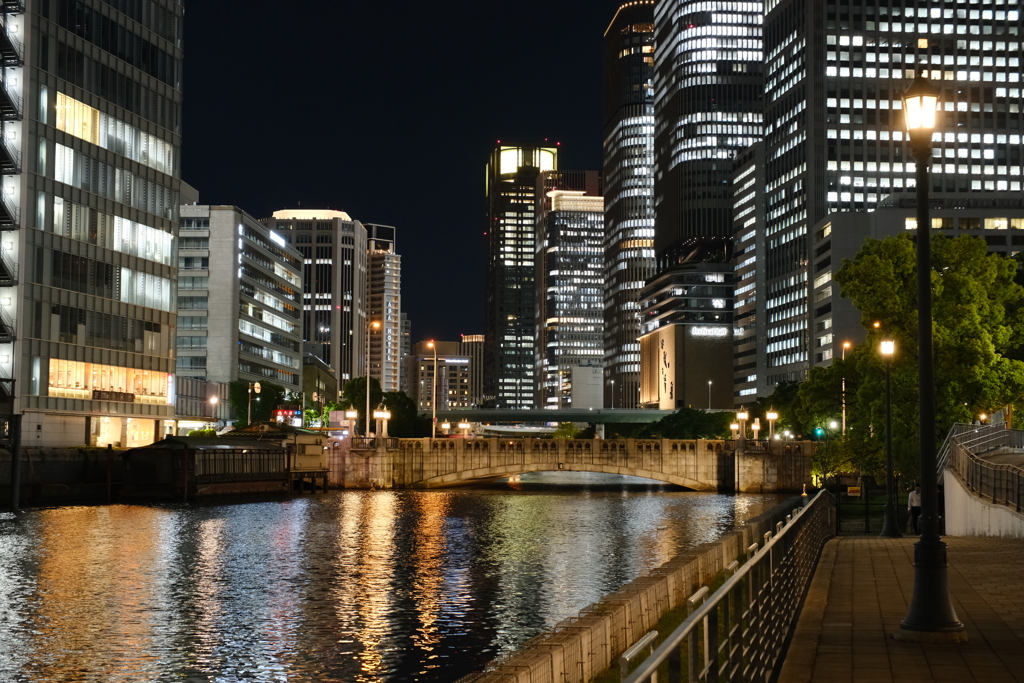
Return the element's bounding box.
[0,473,783,682]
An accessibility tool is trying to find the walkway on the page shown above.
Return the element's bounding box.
[779,536,1024,683]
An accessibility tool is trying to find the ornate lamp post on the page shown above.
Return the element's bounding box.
[365,320,381,437]
[736,411,748,440]
[246,382,260,424]
[879,337,902,538]
[767,410,778,439]
[209,396,218,429]
[427,341,438,438]
[896,69,966,641]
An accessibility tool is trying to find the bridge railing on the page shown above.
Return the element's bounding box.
[622,490,835,683]
[947,426,1024,513]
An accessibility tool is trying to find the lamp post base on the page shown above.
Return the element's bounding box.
[892,627,969,643]
[879,501,903,538]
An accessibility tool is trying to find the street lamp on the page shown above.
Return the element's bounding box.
[767,410,778,439]
[879,337,901,538]
[842,341,852,432]
[610,379,615,409]
[365,320,381,437]
[209,396,218,428]
[247,382,260,424]
[897,68,965,640]
[707,380,712,410]
[736,410,748,440]
[730,422,740,439]
[373,404,392,437]
[427,341,438,438]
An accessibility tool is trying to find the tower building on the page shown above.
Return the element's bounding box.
[652,0,764,254]
[603,1,657,409]
[1,1,183,448]
[264,210,368,386]
[753,0,1024,392]
[484,143,557,409]
[535,171,604,409]
[366,223,401,392]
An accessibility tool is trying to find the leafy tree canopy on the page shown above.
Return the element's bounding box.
[228,380,288,426]
[796,234,1024,481]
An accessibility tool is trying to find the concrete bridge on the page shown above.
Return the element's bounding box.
[330,437,814,493]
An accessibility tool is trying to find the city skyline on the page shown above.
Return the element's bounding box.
[181,0,623,344]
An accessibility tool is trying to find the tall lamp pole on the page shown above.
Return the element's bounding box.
[707,380,712,410]
[841,341,851,432]
[879,337,901,538]
[247,382,260,424]
[365,320,380,437]
[896,69,965,640]
[428,341,438,438]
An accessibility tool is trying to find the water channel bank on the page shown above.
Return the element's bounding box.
[0,473,783,682]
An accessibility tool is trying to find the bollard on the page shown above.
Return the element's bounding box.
[8,414,22,512]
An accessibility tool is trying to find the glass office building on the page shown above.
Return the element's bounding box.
[1,1,183,447]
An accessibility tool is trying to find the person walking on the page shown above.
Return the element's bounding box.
[908,484,922,534]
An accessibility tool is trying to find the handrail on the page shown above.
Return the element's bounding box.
[947,427,1024,513]
[0,244,15,282]
[936,422,1003,475]
[624,490,835,683]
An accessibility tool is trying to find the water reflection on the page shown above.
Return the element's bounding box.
[0,474,782,682]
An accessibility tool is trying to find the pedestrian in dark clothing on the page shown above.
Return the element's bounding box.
[908,484,922,534]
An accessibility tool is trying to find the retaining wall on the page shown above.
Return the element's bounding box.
[944,468,1024,538]
[457,494,806,683]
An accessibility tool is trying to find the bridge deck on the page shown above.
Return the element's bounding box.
[779,536,1024,683]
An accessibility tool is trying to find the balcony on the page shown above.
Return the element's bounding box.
[0,131,19,174]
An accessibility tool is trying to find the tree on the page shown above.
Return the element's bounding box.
[341,377,383,432]
[799,234,1024,482]
[639,407,733,439]
[228,380,287,426]
[382,391,431,437]
[552,422,578,439]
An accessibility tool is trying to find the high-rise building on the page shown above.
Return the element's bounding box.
[399,312,411,394]
[603,0,657,409]
[753,0,1024,392]
[366,223,401,392]
[484,143,557,409]
[176,205,304,422]
[652,0,764,254]
[263,210,368,386]
[534,172,604,409]
[460,334,484,408]
[731,143,768,405]
[1,1,184,448]
[408,341,472,411]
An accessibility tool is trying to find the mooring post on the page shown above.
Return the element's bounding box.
[8,414,22,512]
[106,443,113,504]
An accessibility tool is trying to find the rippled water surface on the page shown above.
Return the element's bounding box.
[0,474,784,682]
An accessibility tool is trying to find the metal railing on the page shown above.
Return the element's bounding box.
[947,426,1024,514]
[350,436,399,450]
[936,422,1005,475]
[623,490,835,683]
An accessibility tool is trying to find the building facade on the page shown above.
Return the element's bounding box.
[366,223,401,392]
[637,259,735,410]
[753,0,1024,393]
[460,333,484,408]
[408,340,472,412]
[484,144,557,409]
[652,0,764,254]
[535,177,605,410]
[263,209,367,387]
[1,0,184,448]
[176,205,304,420]
[603,0,657,409]
[399,312,411,394]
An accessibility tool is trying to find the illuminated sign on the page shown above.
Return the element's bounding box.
[690,326,729,338]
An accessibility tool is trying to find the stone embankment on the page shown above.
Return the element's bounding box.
[458,495,805,683]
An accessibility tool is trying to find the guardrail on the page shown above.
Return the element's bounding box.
[947,427,1024,513]
[936,422,1005,474]
[623,490,835,683]
[350,436,399,450]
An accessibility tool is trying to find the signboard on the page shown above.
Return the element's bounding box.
[847,486,861,497]
[92,390,135,403]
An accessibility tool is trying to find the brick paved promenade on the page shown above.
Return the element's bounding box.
[779,536,1024,683]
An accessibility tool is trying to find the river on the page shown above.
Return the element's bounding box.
[0,473,784,682]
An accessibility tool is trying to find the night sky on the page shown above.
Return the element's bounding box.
[181,0,624,344]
